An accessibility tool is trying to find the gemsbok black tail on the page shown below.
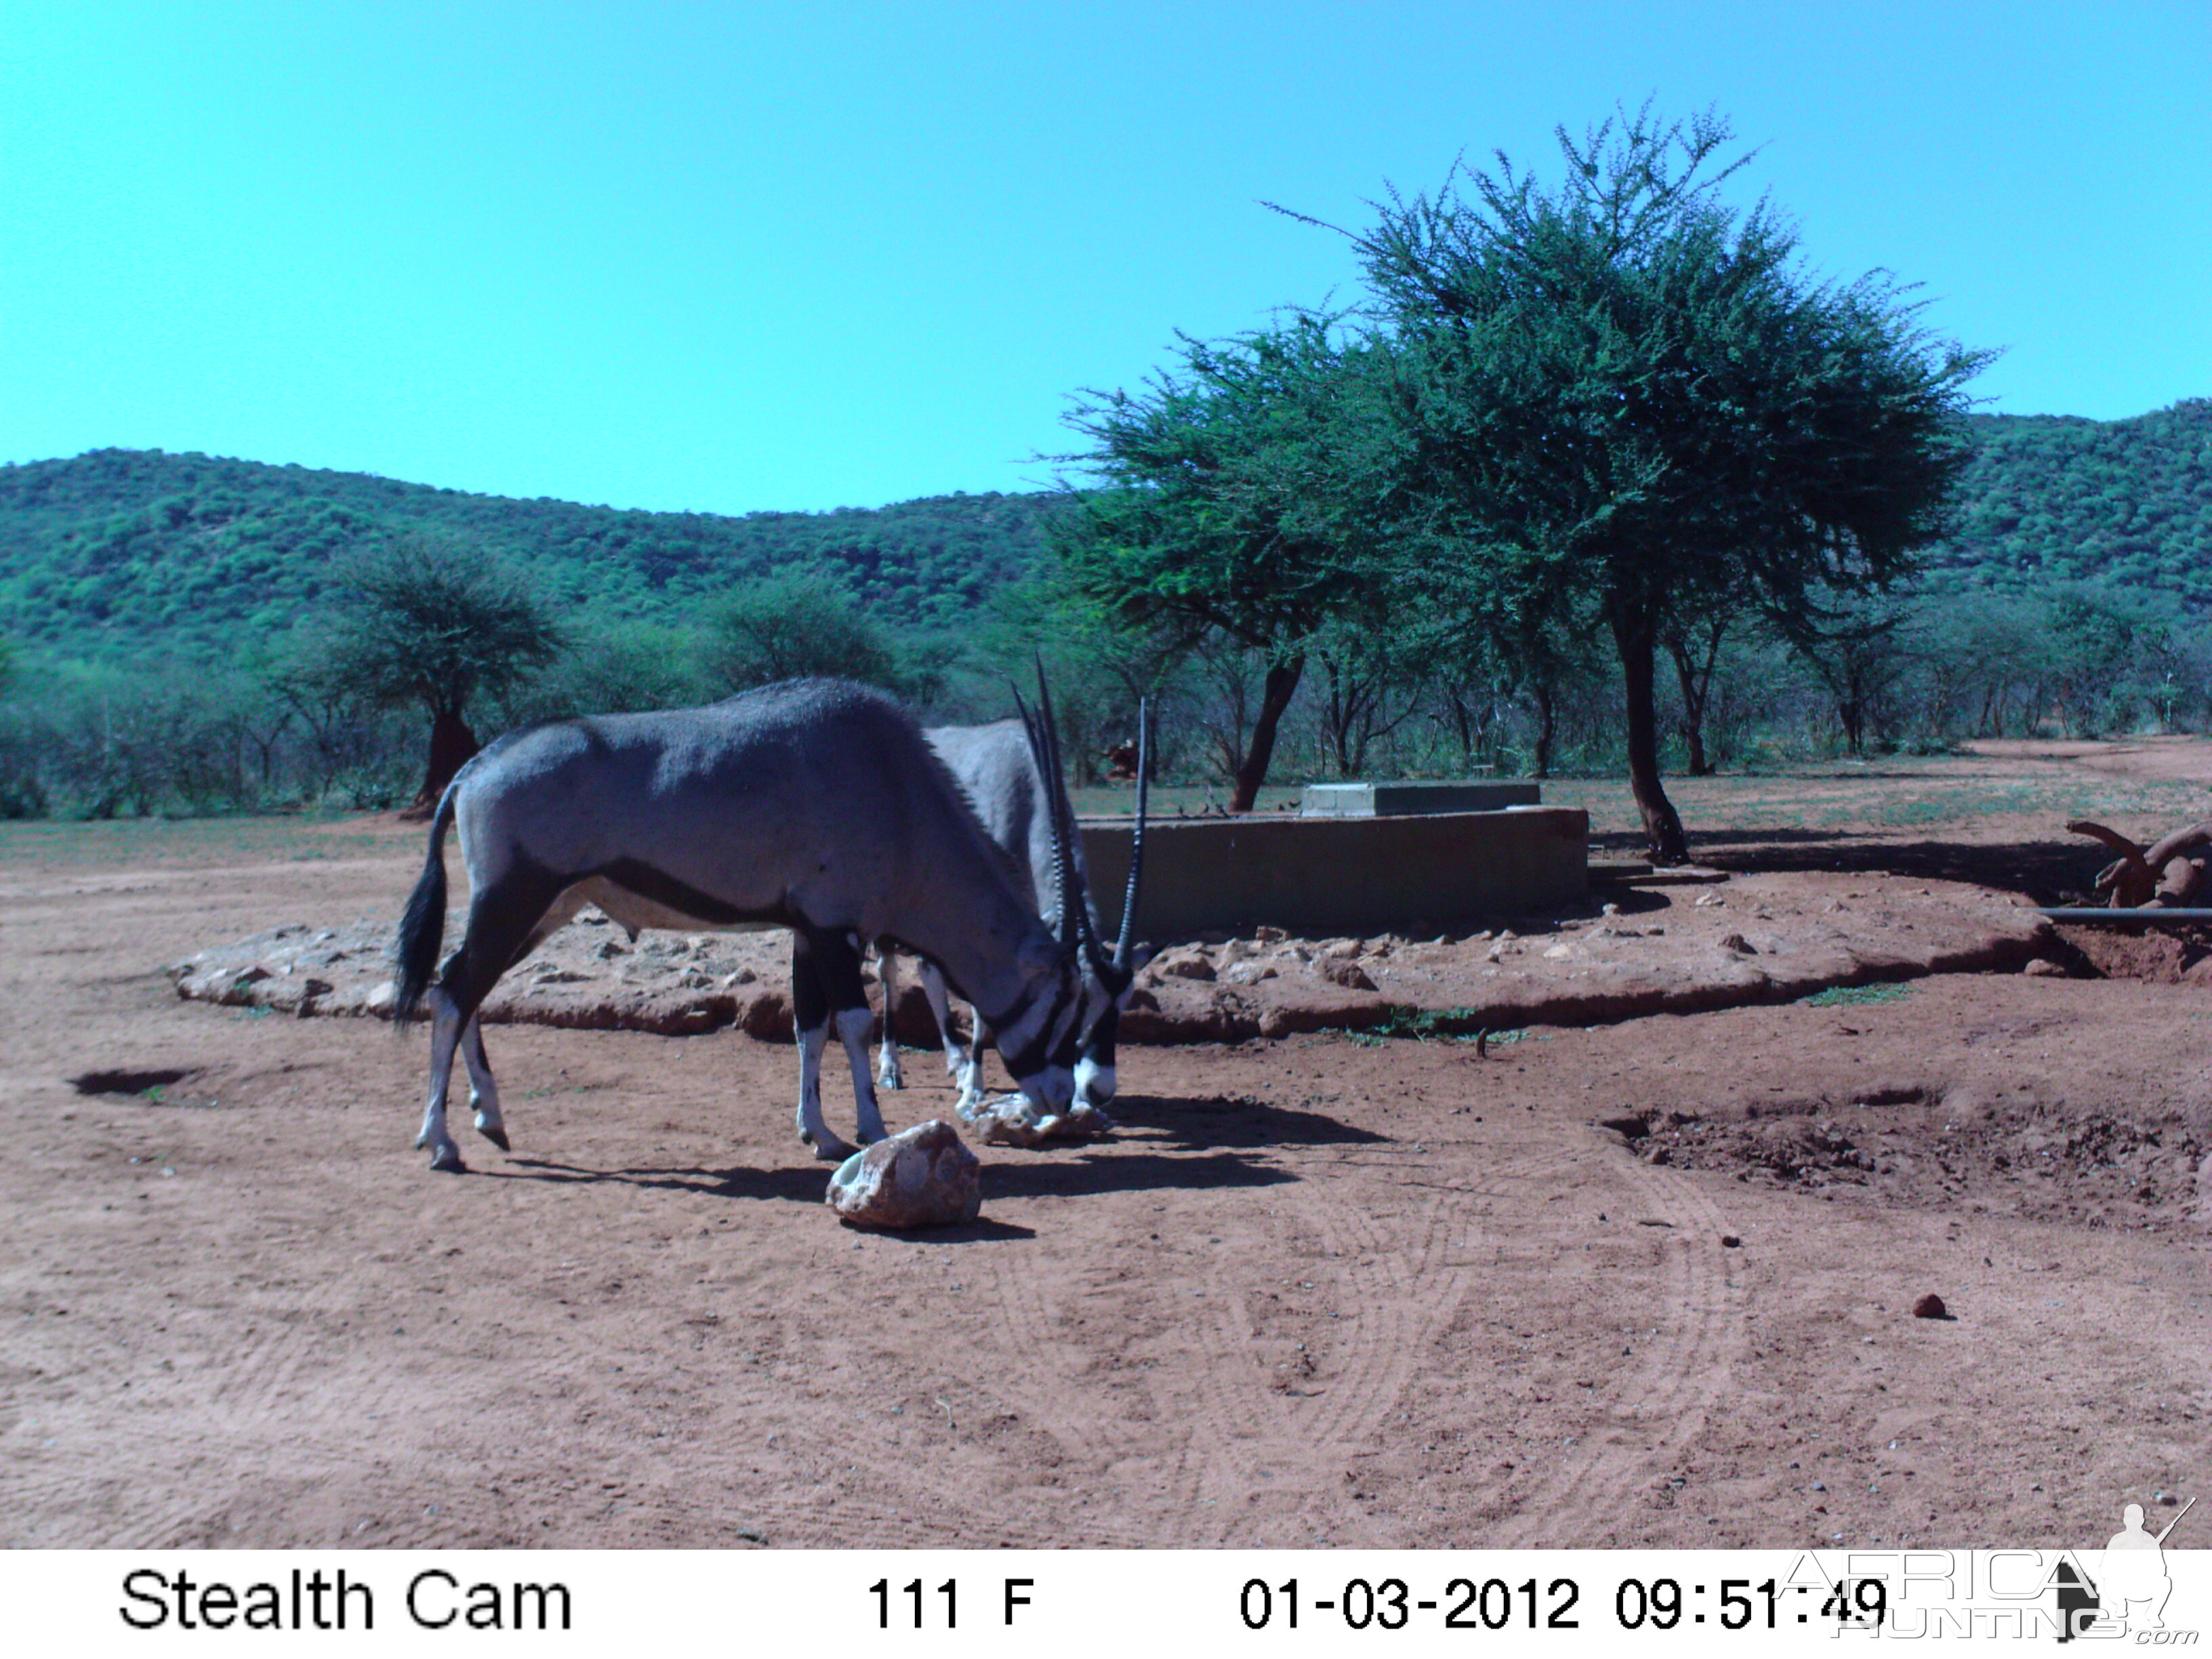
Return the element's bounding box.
[393,784,459,1024]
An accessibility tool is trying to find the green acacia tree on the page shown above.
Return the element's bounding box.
[315,534,565,815]
[1309,104,1988,861]
[1053,314,1400,811]
[695,570,903,695]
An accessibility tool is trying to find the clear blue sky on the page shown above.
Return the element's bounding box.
[3,1,2205,515]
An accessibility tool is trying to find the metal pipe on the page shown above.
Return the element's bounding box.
[2037,907,2212,925]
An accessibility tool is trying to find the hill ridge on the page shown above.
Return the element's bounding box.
[3,399,2208,666]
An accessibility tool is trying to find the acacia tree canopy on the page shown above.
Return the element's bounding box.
[1052,314,1401,811]
[1330,103,1990,861]
[317,534,564,813]
[696,570,903,695]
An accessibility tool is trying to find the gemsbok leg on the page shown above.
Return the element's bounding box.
[790,926,890,1160]
[457,1018,508,1151]
[413,869,564,1172]
[918,959,987,1109]
[873,942,905,1091]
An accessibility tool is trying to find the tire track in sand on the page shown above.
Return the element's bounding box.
[1483,1148,1748,1547]
[1168,1162,1484,1544]
[970,1246,1193,1547]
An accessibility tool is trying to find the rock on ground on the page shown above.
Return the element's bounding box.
[824,1120,982,1229]
[963,1094,1114,1147]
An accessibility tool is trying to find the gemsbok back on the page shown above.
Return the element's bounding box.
[391,677,1132,1172]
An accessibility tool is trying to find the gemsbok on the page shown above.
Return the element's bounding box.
[390,676,1136,1172]
[877,701,1149,1113]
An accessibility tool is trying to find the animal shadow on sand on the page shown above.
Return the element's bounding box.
[1105,1090,1386,1153]
[496,1133,1296,1208]
[496,1155,1042,1237]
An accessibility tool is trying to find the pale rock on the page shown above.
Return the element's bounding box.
[963,1094,1115,1148]
[825,1120,982,1229]
[2022,958,2066,977]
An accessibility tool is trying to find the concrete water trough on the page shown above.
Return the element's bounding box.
[1077,785,1588,939]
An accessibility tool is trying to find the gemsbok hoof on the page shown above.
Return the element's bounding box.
[799,1128,856,1163]
[428,1145,468,1174]
[476,1122,511,1151]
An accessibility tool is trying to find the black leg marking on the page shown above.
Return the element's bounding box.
[799,925,872,1023]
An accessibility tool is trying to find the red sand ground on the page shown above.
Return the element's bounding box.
[3,741,2207,1549]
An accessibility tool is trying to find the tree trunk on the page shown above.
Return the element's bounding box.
[1531,676,1556,779]
[1666,625,1721,777]
[1611,602,1689,865]
[1838,668,1866,756]
[1323,655,1357,777]
[1229,655,1304,813]
[405,703,480,819]
[1446,691,1477,771]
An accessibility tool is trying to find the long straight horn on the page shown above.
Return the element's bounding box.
[1009,682,1069,943]
[1032,658,1094,958]
[1113,697,1149,972]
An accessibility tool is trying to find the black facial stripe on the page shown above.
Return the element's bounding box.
[997,970,1079,1078]
[1085,1000,1120,1066]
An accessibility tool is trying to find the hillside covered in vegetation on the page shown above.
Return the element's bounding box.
[0,447,1063,665]
[1923,398,2212,600]
[2,401,2207,671]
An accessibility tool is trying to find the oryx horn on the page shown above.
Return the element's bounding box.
[1113,697,1149,973]
[1033,663,1097,961]
[1011,670,1086,954]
